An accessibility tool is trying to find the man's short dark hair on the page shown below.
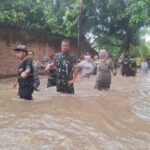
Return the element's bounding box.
[62,39,70,45]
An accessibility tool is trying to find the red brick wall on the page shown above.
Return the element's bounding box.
[0,42,45,78]
[0,41,19,77]
[0,25,59,78]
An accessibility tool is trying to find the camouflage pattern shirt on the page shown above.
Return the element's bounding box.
[55,52,76,93]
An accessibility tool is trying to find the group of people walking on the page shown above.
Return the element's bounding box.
[13,39,117,100]
[121,55,150,76]
[121,55,137,76]
[13,39,149,100]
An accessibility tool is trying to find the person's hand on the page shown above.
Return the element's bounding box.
[21,72,28,78]
[41,70,47,74]
[13,82,17,88]
[68,80,74,86]
[45,63,55,71]
[45,65,50,72]
[113,72,117,76]
[113,70,117,76]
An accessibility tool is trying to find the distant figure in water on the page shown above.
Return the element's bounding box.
[93,55,99,75]
[28,51,45,91]
[129,56,137,76]
[121,55,130,76]
[45,54,57,87]
[94,49,116,91]
[76,54,94,78]
[141,59,149,73]
[13,45,34,100]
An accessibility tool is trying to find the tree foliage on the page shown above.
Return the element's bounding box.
[0,0,150,55]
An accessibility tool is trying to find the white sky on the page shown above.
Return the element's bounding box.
[144,35,150,42]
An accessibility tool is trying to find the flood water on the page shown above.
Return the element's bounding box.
[0,72,149,150]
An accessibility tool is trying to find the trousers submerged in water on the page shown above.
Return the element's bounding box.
[19,86,34,100]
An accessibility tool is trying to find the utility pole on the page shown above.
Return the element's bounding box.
[77,0,83,58]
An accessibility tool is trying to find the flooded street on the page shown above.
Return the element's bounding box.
[0,72,150,150]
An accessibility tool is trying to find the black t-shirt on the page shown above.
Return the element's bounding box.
[130,60,136,68]
[122,58,130,68]
[18,58,34,87]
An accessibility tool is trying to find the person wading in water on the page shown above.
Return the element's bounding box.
[13,45,34,100]
[94,49,117,91]
[47,39,77,94]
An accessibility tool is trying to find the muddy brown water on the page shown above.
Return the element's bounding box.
[0,72,149,150]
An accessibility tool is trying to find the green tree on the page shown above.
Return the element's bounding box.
[0,0,150,56]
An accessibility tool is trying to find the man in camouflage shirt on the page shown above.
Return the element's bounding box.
[48,39,76,94]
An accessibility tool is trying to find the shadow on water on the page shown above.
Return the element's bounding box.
[0,73,149,149]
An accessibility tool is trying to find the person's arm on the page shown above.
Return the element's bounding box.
[45,54,59,72]
[20,68,31,78]
[37,61,47,70]
[68,66,80,85]
[68,56,80,85]
[13,79,18,88]
[45,62,56,71]
[21,60,32,78]
[110,61,117,76]
[113,69,117,76]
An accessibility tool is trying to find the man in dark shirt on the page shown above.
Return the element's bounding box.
[129,56,137,76]
[13,45,34,100]
[121,55,130,76]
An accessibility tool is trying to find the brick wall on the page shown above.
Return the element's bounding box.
[0,41,50,78]
[0,24,70,78]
